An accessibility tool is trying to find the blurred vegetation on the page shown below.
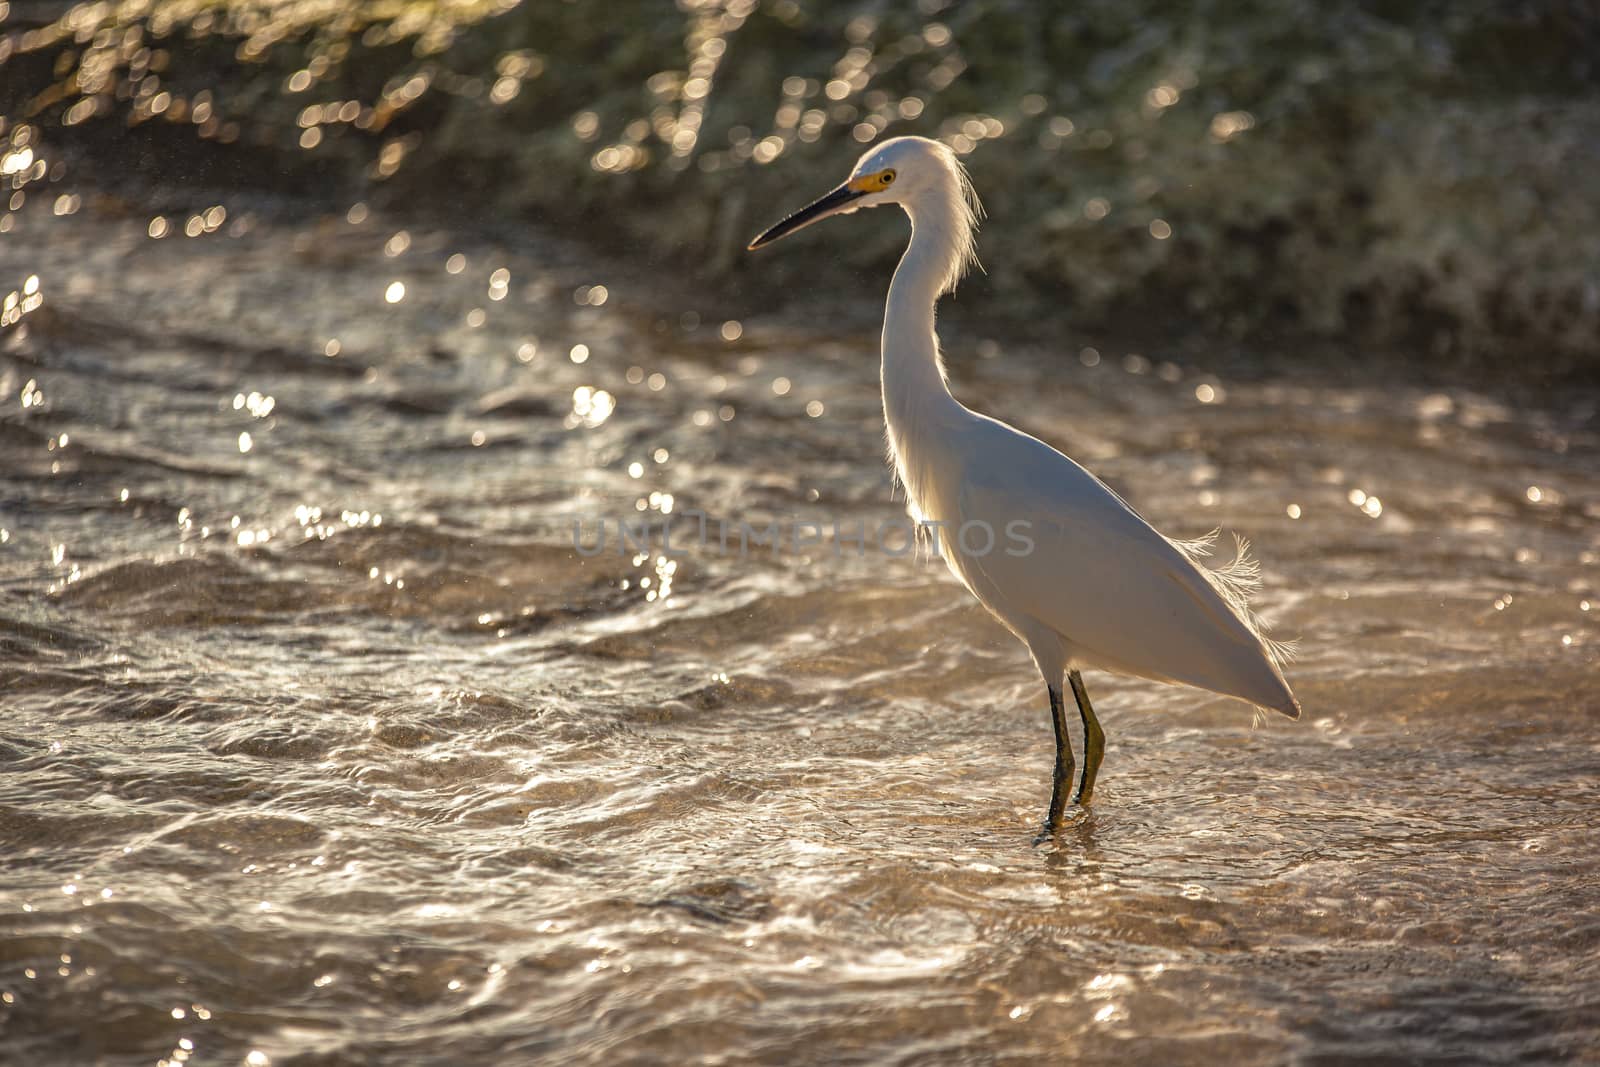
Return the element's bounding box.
[3,0,1598,371]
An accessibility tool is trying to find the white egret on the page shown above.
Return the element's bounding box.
[748,136,1299,828]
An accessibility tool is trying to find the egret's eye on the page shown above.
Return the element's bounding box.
[881,171,896,185]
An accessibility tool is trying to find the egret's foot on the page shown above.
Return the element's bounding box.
[1073,720,1104,805]
[1072,743,1104,805]
[1046,761,1074,826]
[1069,670,1105,806]
[1045,684,1076,830]
[1033,806,1087,844]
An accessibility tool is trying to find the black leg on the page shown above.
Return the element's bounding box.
[1069,670,1105,805]
[1046,685,1076,829]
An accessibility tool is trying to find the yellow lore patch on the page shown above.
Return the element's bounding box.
[848,169,897,193]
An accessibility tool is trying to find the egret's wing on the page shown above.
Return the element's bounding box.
[955,435,1298,717]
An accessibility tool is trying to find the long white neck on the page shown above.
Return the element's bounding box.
[881,197,967,503]
[876,198,960,431]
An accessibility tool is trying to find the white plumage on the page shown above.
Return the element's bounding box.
[749,136,1298,826]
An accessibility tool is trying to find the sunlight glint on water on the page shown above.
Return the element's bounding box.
[0,203,1596,1065]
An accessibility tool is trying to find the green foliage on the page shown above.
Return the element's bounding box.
[6,0,1597,368]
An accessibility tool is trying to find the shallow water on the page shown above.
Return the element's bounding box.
[1,197,1597,1066]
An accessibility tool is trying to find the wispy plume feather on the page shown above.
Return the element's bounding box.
[1167,529,1298,669]
[938,146,984,296]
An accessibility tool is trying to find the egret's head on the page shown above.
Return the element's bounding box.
[747,137,982,288]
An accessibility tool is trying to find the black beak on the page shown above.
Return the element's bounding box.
[747,184,865,251]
